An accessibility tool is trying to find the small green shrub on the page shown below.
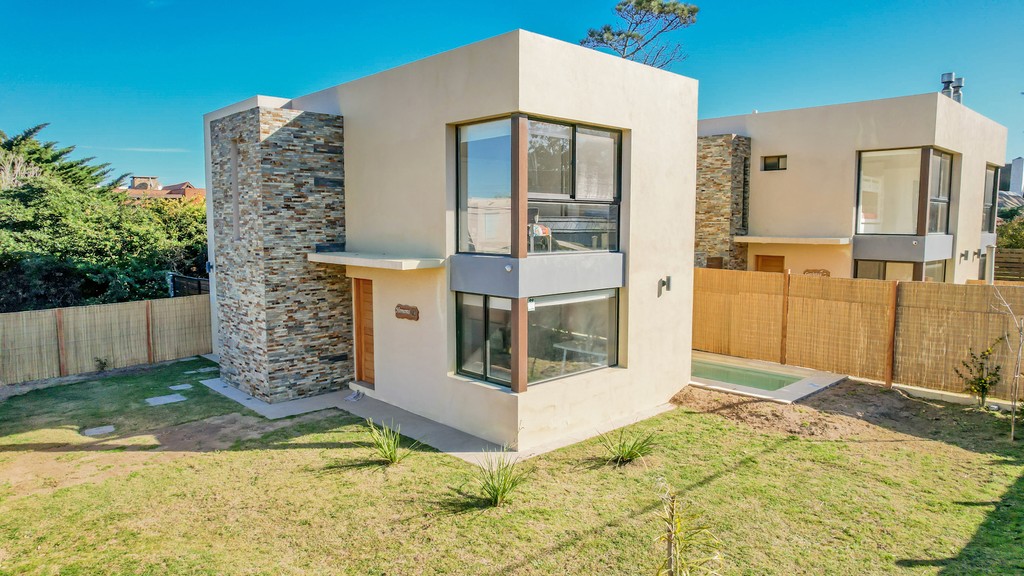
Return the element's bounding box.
[365,419,418,466]
[94,357,109,372]
[955,338,1003,407]
[599,428,658,466]
[476,450,530,507]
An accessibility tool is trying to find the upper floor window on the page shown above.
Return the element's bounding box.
[927,150,952,234]
[458,119,512,254]
[457,116,621,255]
[858,147,957,236]
[858,149,921,235]
[762,155,787,171]
[983,165,999,233]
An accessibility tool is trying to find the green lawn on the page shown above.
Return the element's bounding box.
[0,360,1021,575]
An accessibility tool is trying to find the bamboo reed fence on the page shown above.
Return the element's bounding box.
[0,295,212,387]
[693,268,1024,401]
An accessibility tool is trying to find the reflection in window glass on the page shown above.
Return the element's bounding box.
[855,260,915,281]
[983,166,998,232]
[456,294,513,387]
[576,127,619,200]
[456,293,485,379]
[487,297,512,385]
[459,120,511,253]
[924,260,946,282]
[858,149,921,235]
[527,289,618,383]
[928,151,952,234]
[527,121,572,199]
[527,201,618,253]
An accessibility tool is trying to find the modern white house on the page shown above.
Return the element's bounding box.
[696,91,1007,283]
[203,30,697,450]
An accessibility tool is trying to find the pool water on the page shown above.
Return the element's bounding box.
[692,359,801,391]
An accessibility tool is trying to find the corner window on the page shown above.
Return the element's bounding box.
[924,260,946,282]
[762,155,787,171]
[526,120,620,254]
[458,119,512,254]
[983,165,999,233]
[456,289,619,386]
[527,289,618,383]
[456,293,512,386]
[927,151,952,234]
[858,149,921,235]
[855,260,915,281]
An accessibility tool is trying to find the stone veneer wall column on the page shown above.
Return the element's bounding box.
[210,107,353,402]
[695,134,751,270]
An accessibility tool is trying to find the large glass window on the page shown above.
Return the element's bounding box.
[456,289,619,386]
[924,260,946,282]
[576,127,619,201]
[526,289,618,383]
[928,151,952,234]
[855,260,915,281]
[527,120,572,199]
[458,120,512,254]
[983,165,999,233]
[527,202,618,252]
[858,149,921,235]
[456,293,513,386]
[527,121,620,254]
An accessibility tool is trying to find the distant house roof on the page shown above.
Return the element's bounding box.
[117,178,205,201]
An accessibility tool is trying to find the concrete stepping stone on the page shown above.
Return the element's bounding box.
[83,425,115,437]
[169,384,193,391]
[145,393,188,407]
[183,367,220,375]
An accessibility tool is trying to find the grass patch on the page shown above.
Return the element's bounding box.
[476,450,531,507]
[365,419,419,466]
[0,373,1021,574]
[0,357,240,450]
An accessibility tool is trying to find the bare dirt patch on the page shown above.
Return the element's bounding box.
[673,379,1000,445]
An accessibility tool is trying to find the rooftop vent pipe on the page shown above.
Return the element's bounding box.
[940,72,964,103]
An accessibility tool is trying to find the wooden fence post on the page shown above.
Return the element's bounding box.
[884,281,899,388]
[145,300,155,364]
[55,308,67,377]
[780,270,791,365]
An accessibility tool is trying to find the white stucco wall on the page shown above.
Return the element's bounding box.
[698,94,1007,283]
[206,30,698,450]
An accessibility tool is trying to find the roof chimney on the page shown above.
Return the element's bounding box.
[940,72,955,99]
[952,76,965,104]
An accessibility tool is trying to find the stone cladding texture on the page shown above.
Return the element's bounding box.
[210,107,353,402]
[695,134,751,270]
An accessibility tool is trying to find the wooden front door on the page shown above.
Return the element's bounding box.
[755,255,786,273]
[354,279,375,386]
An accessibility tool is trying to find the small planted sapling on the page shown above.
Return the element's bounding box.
[955,338,1003,408]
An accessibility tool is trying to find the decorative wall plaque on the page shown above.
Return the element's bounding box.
[395,304,420,321]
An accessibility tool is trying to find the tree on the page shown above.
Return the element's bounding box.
[581,0,699,69]
[0,125,208,312]
[997,217,1024,250]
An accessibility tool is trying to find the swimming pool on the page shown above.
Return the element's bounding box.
[692,359,801,391]
[690,352,846,403]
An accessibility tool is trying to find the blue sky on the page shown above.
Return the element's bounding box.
[1,0,1021,187]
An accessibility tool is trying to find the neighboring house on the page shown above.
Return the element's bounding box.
[120,176,206,201]
[202,30,697,450]
[696,90,1007,283]
[1000,156,1023,196]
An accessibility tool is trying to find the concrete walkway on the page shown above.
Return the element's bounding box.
[200,377,675,465]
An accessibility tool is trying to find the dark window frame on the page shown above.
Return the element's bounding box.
[455,288,620,387]
[761,155,787,171]
[856,147,957,237]
[455,117,515,256]
[927,149,953,235]
[983,164,999,233]
[455,116,623,257]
